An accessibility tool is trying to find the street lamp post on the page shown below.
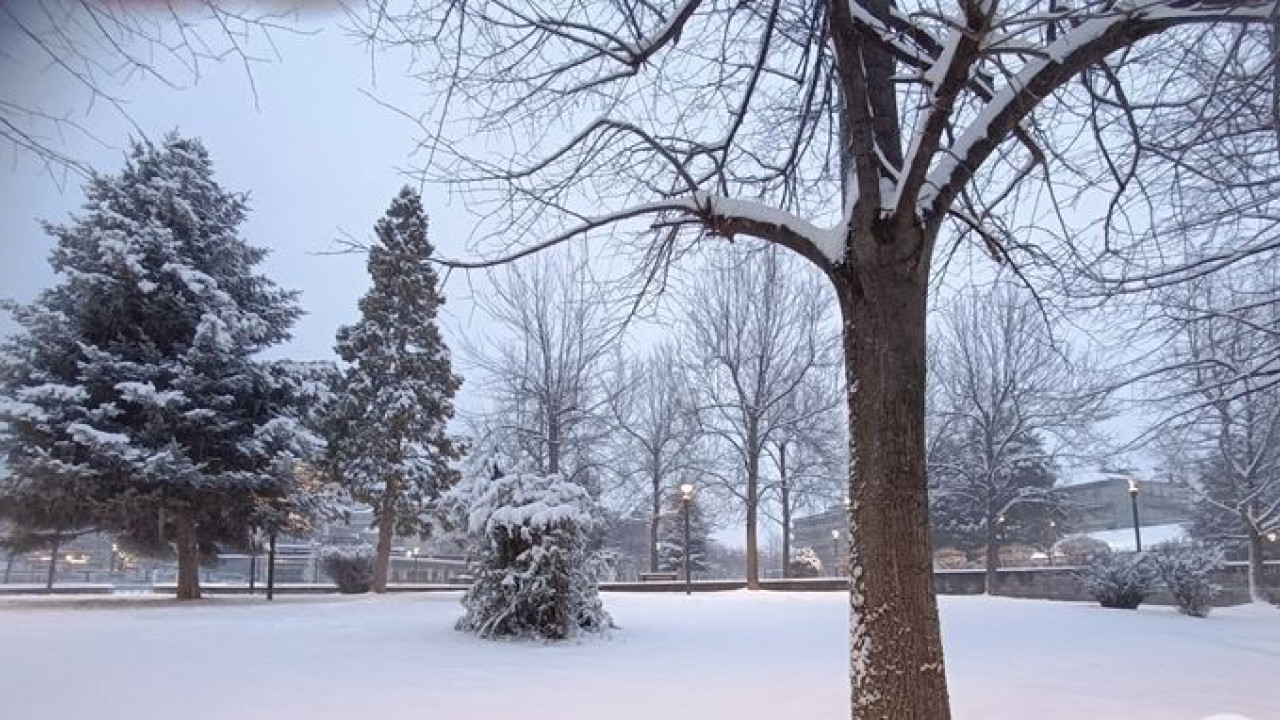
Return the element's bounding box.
[680,483,694,596]
[1128,479,1142,552]
[831,529,841,577]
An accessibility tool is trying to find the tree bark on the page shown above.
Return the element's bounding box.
[985,520,1000,596]
[174,515,202,601]
[1247,528,1269,604]
[649,469,661,573]
[45,535,60,593]
[372,476,398,593]
[838,263,951,719]
[780,440,791,578]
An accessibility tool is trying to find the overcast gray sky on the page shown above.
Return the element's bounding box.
[0,4,497,364]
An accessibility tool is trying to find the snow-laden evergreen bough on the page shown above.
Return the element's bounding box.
[324,187,462,593]
[454,466,611,640]
[0,134,328,600]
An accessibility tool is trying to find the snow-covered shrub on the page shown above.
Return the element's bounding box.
[1151,541,1224,618]
[455,470,611,640]
[788,547,823,578]
[1056,536,1111,566]
[319,544,375,594]
[1078,552,1158,609]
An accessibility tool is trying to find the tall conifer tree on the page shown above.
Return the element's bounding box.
[329,187,461,592]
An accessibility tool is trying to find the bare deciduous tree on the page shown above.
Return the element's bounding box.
[7,0,1277,715]
[927,284,1105,592]
[765,366,846,576]
[1154,268,1280,604]
[607,343,703,572]
[680,244,836,589]
[468,250,621,492]
[345,2,1279,714]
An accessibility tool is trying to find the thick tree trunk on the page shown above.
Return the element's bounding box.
[1247,528,1269,604]
[985,521,1000,595]
[45,535,60,593]
[839,266,951,719]
[174,515,202,601]
[649,470,661,573]
[372,479,398,593]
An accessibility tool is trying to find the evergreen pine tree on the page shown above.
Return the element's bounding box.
[327,187,462,592]
[0,134,314,599]
[658,491,711,575]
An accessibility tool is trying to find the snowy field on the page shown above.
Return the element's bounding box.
[0,591,1276,720]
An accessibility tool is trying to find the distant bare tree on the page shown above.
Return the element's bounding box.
[681,244,837,589]
[928,285,1107,592]
[607,343,703,572]
[468,250,621,492]
[765,366,846,576]
[1154,268,1280,603]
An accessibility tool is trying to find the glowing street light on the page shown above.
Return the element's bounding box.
[831,529,841,577]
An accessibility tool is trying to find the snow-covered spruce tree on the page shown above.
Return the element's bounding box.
[0,134,312,600]
[327,187,462,593]
[454,464,610,640]
[1151,541,1225,618]
[657,489,711,576]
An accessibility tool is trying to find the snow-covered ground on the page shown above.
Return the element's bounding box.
[0,591,1276,720]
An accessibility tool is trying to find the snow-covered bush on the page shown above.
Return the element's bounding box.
[788,547,823,578]
[1078,552,1158,609]
[454,469,611,640]
[319,544,375,594]
[1151,541,1224,618]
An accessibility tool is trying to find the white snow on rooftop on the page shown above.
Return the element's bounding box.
[1078,522,1189,552]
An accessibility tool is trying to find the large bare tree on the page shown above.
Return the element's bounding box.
[345,2,1279,715]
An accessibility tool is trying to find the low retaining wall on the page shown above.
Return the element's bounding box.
[148,583,470,596]
[978,562,1280,606]
[0,583,114,596]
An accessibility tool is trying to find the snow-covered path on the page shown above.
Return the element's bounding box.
[0,591,1276,720]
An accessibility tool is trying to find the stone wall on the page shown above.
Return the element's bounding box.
[942,561,1280,606]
